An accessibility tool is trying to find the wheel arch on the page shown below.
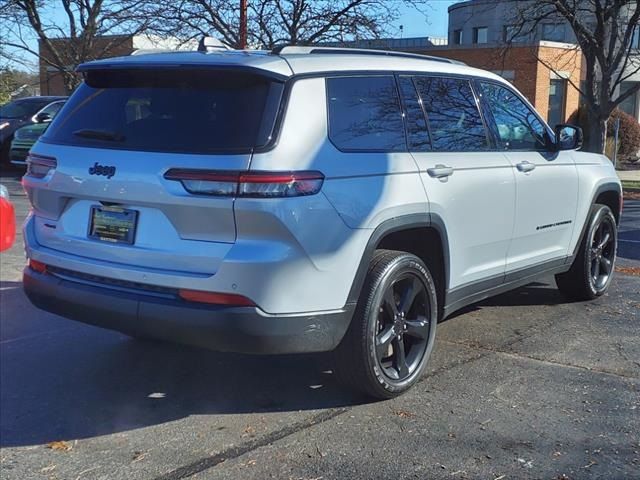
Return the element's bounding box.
[570,181,622,258]
[593,182,622,224]
[346,214,450,314]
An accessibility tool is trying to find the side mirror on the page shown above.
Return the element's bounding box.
[35,112,52,123]
[554,124,583,151]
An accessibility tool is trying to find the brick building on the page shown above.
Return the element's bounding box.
[446,0,640,123]
[424,42,583,126]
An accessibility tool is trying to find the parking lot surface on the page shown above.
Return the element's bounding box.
[1,174,639,479]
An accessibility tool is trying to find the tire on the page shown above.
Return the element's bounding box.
[555,204,617,301]
[333,249,438,399]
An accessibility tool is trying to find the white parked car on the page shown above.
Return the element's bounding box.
[21,46,621,398]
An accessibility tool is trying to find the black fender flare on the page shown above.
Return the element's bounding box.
[570,182,622,258]
[345,213,450,305]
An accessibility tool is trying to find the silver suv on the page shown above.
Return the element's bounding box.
[22,47,621,399]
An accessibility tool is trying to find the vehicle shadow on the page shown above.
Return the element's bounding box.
[1,277,573,448]
[0,280,369,448]
[443,281,567,321]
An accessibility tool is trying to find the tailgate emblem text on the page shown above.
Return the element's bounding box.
[89,162,116,179]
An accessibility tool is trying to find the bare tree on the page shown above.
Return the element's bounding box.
[153,0,429,49]
[507,0,640,153]
[0,0,162,94]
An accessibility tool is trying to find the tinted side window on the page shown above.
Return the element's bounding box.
[479,81,548,150]
[398,76,431,152]
[414,77,489,151]
[327,76,405,151]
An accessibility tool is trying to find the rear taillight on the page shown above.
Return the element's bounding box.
[164,170,324,198]
[26,154,57,179]
[29,259,47,273]
[178,289,255,306]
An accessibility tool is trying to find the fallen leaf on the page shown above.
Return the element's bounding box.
[47,441,72,452]
[132,451,147,463]
[393,410,415,418]
[615,266,640,276]
[40,464,56,473]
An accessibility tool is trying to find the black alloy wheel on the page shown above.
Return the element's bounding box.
[374,273,431,382]
[333,250,438,399]
[556,204,618,300]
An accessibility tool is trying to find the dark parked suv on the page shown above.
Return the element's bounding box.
[0,96,67,166]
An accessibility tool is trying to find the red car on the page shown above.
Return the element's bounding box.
[0,184,16,252]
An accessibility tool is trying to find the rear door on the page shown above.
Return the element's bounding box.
[477,80,578,273]
[24,68,284,275]
[400,75,516,292]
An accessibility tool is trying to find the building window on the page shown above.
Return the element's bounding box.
[619,82,639,119]
[453,29,463,45]
[548,79,567,127]
[542,23,566,42]
[473,27,488,44]
[632,26,640,49]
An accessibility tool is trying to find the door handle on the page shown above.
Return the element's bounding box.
[516,161,536,173]
[427,164,454,178]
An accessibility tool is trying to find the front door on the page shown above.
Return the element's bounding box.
[478,80,578,273]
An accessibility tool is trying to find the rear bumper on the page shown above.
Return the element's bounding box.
[23,267,354,354]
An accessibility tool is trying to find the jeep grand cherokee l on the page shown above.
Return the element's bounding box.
[22,47,621,399]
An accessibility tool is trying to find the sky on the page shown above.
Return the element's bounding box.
[396,0,457,39]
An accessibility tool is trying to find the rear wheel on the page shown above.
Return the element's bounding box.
[333,250,437,399]
[556,204,617,300]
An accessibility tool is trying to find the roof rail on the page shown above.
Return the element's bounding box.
[271,45,465,65]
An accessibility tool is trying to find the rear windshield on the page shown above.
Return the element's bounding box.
[43,69,284,154]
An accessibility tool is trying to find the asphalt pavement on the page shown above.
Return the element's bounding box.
[1,173,639,480]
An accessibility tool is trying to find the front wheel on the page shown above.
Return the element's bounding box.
[333,250,438,399]
[556,204,617,300]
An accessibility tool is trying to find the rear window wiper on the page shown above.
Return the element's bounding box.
[72,129,124,142]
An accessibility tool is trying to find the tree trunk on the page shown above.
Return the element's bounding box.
[584,115,608,155]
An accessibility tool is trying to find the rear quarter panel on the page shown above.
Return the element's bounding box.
[248,76,429,311]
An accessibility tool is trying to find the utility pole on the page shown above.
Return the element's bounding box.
[239,0,248,49]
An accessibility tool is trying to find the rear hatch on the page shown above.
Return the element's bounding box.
[24,66,285,276]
